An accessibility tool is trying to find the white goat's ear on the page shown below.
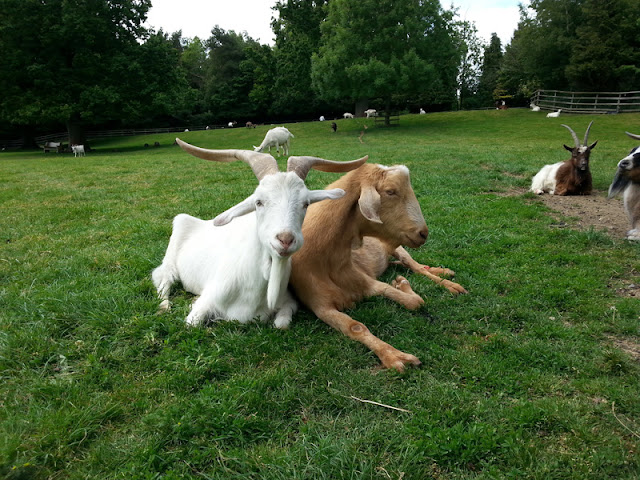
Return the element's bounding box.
[358,184,383,224]
[308,188,345,204]
[213,195,257,226]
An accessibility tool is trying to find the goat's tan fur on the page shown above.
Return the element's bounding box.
[290,163,466,371]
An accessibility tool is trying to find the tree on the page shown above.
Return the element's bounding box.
[452,19,483,110]
[311,0,459,123]
[271,0,330,119]
[0,0,188,145]
[476,33,503,107]
[565,0,640,91]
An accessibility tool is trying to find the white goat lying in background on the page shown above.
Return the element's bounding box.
[546,109,562,118]
[608,131,640,241]
[253,126,294,156]
[152,138,367,328]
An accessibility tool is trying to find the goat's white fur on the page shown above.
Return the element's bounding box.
[343,112,354,119]
[253,127,294,156]
[531,162,562,194]
[153,139,366,328]
[547,109,561,118]
[71,144,85,157]
[364,109,377,118]
[530,103,541,112]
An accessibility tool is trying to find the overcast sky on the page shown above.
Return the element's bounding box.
[145,0,527,47]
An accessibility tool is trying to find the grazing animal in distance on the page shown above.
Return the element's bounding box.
[531,121,597,196]
[608,131,640,241]
[364,109,378,118]
[71,144,85,157]
[289,163,467,372]
[343,112,354,119]
[152,138,367,328]
[253,126,294,156]
[546,109,562,118]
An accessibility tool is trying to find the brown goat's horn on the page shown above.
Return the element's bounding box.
[626,132,640,141]
[583,121,594,145]
[561,124,581,148]
[175,138,279,181]
[287,155,368,180]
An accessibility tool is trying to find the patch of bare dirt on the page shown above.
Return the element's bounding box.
[606,335,640,362]
[535,189,630,240]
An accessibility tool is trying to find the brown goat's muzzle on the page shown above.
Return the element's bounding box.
[405,226,428,248]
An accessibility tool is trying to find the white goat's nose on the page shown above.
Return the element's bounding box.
[276,232,295,249]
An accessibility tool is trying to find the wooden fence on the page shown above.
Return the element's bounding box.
[531,89,640,114]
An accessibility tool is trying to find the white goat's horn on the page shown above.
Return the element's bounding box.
[626,131,640,141]
[286,155,369,180]
[175,138,279,181]
[583,120,594,145]
[561,124,581,148]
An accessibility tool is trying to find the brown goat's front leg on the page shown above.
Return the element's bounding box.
[369,277,425,310]
[315,307,421,372]
[391,247,468,295]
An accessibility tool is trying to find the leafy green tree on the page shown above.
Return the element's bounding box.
[271,0,330,119]
[566,0,640,91]
[311,0,459,122]
[476,33,503,107]
[203,27,262,123]
[0,0,187,145]
[453,20,483,110]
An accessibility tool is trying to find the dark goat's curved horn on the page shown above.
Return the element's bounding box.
[561,124,581,148]
[286,155,368,180]
[583,121,594,145]
[626,132,640,141]
[175,138,279,181]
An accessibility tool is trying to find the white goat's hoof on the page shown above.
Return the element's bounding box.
[626,229,640,241]
[274,317,292,329]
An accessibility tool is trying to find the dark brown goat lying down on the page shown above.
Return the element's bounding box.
[290,162,466,372]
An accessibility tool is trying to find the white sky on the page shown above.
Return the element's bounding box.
[145,0,526,47]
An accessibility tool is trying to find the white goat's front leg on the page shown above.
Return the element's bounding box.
[185,290,219,327]
[273,290,298,329]
[152,264,177,313]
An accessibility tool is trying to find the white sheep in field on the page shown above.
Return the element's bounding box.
[71,144,85,157]
[152,138,367,328]
[343,112,354,119]
[364,109,378,118]
[547,109,562,118]
[253,126,294,156]
[289,163,467,372]
[608,132,640,241]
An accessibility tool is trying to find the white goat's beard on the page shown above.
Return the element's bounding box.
[267,255,290,310]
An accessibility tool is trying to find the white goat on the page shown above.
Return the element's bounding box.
[152,138,367,328]
[419,108,426,114]
[608,132,640,241]
[253,126,294,156]
[71,144,85,157]
[547,109,562,118]
[343,112,354,119]
[530,103,541,112]
[364,109,378,118]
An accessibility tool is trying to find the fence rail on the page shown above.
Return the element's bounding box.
[531,89,640,114]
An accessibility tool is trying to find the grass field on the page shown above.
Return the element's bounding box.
[1,110,640,479]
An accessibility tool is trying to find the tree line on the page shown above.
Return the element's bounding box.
[1,0,638,146]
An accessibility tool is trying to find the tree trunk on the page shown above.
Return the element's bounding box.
[67,120,87,149]
[355,98,368,118]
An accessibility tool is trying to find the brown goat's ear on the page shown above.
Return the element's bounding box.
[358,185,383,224]
[588,140,598,150]
[563,144,574,152]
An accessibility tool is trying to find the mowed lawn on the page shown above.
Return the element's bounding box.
[1,110,640,479]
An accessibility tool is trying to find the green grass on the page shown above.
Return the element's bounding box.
[1,110,639,479]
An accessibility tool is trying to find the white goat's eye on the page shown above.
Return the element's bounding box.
[255,200,263,207]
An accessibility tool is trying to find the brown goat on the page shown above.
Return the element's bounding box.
[290,163,466,372]
[530,121,597,196]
